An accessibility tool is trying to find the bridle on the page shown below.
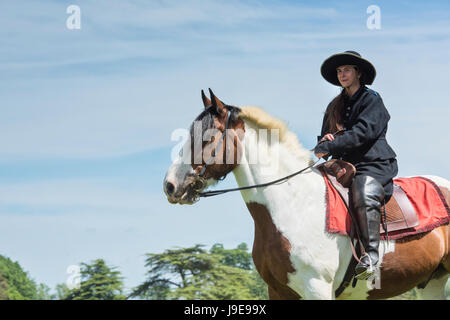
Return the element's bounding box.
[191,108,322,199]
[190,109,232,193]
[196,110,232,178]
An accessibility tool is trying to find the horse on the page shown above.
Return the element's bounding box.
[163,89,450,299]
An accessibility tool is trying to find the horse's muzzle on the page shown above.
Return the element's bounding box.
[163,175,201,205]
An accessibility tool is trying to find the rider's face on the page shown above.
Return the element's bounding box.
[336,65,361,88]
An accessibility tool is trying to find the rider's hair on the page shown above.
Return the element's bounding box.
[324,91,345,134]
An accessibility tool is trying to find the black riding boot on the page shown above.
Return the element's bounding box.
[351,175,385,280]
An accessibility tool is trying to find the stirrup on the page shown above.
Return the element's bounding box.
[355,253,375,280]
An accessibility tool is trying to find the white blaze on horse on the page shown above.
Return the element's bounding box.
[163,89,450,300]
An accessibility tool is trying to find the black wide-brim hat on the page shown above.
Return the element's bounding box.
[320,50,376,86]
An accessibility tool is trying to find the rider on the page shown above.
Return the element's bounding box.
[314,51,398,280]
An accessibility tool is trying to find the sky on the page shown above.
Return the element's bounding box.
[1,0,449,295]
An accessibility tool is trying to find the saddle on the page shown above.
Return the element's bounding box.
[319,159,449,298]
[316,159,419,236]
[318,159,420,298]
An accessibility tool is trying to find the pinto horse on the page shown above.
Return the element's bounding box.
[163,89,450,299]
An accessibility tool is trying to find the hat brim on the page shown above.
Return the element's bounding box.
[320,53,376,86]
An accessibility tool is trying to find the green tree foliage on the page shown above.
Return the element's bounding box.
[0,273,9,300]
[55,283,72,300]
[130,243,268,300]
[64,259,126,300]
[0,255,40,300]
[210,243,252,270]
[36,283,56,300]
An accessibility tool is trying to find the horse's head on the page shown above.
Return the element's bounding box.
[163,89,245,204]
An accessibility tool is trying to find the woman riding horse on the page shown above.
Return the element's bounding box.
[314,51,398,280]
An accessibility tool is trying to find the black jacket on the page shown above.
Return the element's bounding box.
[314,85,397,164]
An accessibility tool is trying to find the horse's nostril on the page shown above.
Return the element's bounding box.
[165,181,175,196]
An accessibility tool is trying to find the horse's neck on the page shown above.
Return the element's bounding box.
[232,120,328,260]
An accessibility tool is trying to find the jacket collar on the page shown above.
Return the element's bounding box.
[344,85,366,104]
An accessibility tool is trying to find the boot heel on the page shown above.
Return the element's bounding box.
[355,253,375,280]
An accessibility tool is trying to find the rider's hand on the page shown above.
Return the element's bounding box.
[315,133,334,159]
[321,133,335,142]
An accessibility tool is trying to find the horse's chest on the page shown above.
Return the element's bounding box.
[246,202,297,285]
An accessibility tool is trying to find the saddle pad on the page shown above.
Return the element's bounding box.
[323,174,450,240]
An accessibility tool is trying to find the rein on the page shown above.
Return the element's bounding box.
[197,158,321,198]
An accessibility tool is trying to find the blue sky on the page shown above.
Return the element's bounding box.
[1,0,450,294]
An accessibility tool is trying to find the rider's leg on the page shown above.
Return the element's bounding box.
[351,174,385,280]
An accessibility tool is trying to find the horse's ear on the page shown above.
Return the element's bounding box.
[201,90,211,108]
[208,88,226,115]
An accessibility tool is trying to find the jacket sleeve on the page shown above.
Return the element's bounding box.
[314,94,390,157]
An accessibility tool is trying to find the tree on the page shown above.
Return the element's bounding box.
[130,243,268,300]
[55,283,72,300]
[36,283,56,300]
[64,259,126,300]
[129,244,210,299]
[0,273,9,300]
[0,255,39,300]
[210,243,252,270]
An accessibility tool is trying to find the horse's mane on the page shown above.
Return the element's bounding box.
[239,106,313,165]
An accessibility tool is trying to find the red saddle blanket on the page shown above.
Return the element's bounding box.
[324,175,450,240]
